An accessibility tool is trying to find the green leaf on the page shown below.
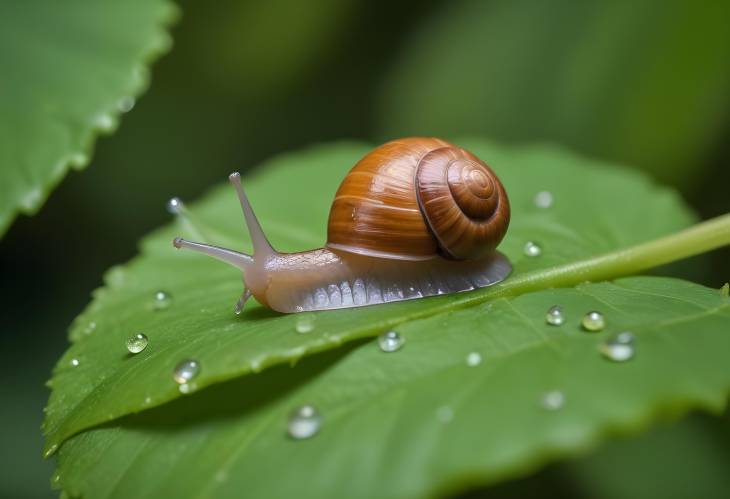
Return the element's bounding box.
[0,0,177,237]
[376,0,730,188]
[54,276,730,498]
[43,139,700,453]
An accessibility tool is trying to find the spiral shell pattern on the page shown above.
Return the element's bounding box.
[327,138,509,261]
[416,146,509,260]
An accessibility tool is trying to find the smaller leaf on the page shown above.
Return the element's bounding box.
[0,0,178,236]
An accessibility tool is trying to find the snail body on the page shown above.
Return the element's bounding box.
[174,138,511,313]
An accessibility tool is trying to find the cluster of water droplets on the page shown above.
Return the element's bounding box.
[543,305,636,363]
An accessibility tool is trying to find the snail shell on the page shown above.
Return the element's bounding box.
[326,137,510,260]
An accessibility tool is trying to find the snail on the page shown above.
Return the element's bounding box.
[173,137,511,313]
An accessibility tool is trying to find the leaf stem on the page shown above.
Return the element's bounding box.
[459,213,730,307]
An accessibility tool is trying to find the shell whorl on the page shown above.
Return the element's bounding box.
[416,146,509,259]
[326,138,509,261]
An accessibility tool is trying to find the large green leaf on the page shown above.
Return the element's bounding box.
[0,0,177,237]
[54,276,730,498]
[376,0,730,189]
[44,140,730,497]
[43,139,700,453]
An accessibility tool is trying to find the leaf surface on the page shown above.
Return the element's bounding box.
[43,139,695,454]
[54,277,730,498]
[0,0,177,236]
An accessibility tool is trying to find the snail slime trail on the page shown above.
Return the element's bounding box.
[173,138,512,313]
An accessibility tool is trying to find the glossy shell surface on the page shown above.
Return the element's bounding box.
[326,137,509,260]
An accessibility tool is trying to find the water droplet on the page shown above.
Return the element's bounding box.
[173,359,200,384]
[95,113,114,132]
[600,331,635,362]
[581,311,605,332]
[466,352,482,366]
[295,315,316,334]
[167,196,184,214]
[70,358,80,367]
[51,472,61,486]
[378,331,404,352]
[436,405,454,423]
[287,405,322,439]
[126,333,148,354]
[69,152,88,168]
[152,290,172,310]
[117,96,136,113]
[541,390,565,411]
[83,321,97,335]
[178,382,197,394]
[534,191,554,209]
[545,305,565,326]
[523,241,542,257]
[144,396,152,405]
[44,443,58,458]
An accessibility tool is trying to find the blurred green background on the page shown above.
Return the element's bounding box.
[1,1,729,497]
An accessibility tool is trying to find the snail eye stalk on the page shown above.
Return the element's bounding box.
[228,172,275,258]
[172,171,278,270]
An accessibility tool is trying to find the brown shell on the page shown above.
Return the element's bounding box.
[326,137,510,261]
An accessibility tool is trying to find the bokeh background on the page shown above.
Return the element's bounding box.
[2,1,729,497]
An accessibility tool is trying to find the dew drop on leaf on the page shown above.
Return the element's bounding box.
[94,113,114,131]
[44,444,58,459]
[69,152,88,168]
[173,359,200,384]
[545,305,565,326]
[166,197,185,215]
[534,190,554,209]
[126,333,148,354]
[523,241,542,257]
[295,315,316,334]
[178,382,197,394]
[466,352,482,366]
[378,331,404,352]
[83,321,97,335]
[287,405,322,440]
[70,358,80,367]
[541,390,565,411]
[581,311,605,332]
[152,290,172,310]
[600,331,635,362]
[117,96,136,113]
